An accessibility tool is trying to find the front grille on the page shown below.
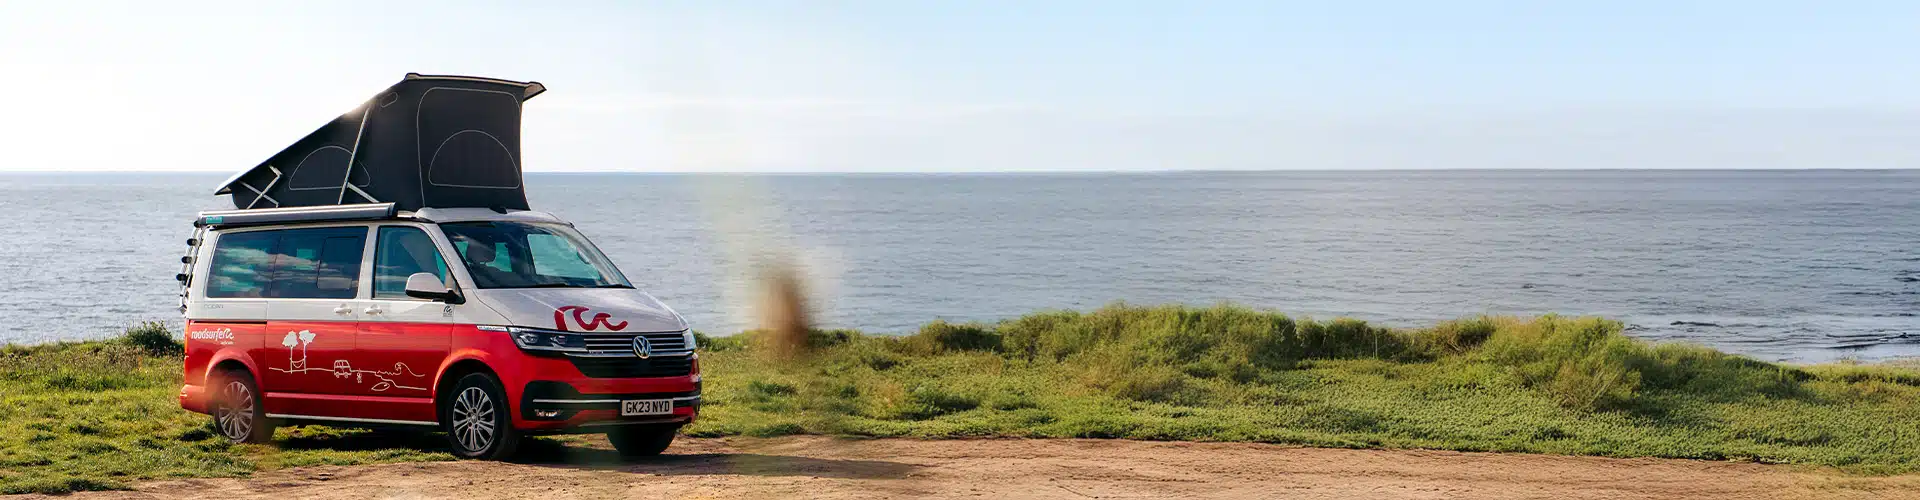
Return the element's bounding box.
[568,355,694,378]
[579,331,693,357]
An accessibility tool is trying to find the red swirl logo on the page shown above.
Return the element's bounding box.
[553,305,628,332]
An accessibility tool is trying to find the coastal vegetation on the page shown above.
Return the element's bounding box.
[5,307,1919,494]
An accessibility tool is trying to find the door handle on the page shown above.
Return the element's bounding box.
[332,306,353,315]
[363,307,384,315]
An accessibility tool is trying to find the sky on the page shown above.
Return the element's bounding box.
[1,1,1916,173]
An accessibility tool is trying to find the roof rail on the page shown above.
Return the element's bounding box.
[197,203,398,228]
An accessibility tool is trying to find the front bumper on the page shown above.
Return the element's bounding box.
[510,369,703,432]
[521,380,701,422]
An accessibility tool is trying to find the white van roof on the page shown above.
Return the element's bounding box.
[410,208,569,225]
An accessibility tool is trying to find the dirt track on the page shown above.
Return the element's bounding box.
[23,436,1920,499]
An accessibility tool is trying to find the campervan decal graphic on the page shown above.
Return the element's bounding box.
[267,330,428,392]
[553,305,628,332]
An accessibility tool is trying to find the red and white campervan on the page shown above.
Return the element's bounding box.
[176,74,697,459]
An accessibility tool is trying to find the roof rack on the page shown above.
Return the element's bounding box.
[197,203,398,228]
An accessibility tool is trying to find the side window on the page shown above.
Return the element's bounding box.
[527,233,600,280]
[266,227,367,299]
[374,226,449,299]
[205,230,280,298]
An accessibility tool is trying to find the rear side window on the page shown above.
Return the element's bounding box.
[203,227,367,299]
[206,231,278,298]
[267,227,368,299]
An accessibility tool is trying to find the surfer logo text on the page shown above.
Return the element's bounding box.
[187,327,235,345]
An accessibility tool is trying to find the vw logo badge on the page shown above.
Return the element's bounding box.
[632,336,652,359]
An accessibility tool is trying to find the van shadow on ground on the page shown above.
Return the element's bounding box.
[273,428,919,480]
[512,437,921,480]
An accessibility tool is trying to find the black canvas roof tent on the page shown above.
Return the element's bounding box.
[215,73,546,212]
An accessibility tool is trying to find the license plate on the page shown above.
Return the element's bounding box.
[621,399,673,416]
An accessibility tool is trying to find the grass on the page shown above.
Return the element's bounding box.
[0,327,446,494]
[684,306,1920,474]
[5,305,1920,493]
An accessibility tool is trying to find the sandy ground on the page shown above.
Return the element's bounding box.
[20,436,1920,500]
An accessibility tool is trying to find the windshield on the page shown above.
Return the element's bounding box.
[438,221,632,289]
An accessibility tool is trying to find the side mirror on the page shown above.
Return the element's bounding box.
[403,272,462,304]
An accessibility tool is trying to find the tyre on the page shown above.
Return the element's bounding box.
[608,424,680,459]
[209,368,275,444]
[442,372,521,460]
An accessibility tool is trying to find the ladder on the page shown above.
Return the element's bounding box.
[176,225,206,314]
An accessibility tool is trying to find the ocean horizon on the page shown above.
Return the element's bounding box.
[3,169,1917,363]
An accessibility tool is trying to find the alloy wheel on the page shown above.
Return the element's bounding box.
[451,386,497,453]
[214,380,254,441]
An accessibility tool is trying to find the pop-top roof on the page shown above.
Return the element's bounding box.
[216,73,546,212]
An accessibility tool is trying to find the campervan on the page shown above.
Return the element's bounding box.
[176,74,697,460]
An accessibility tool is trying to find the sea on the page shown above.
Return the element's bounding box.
[2,170,1916,363]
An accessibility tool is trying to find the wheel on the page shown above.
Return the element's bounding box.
[608,424,680,459]
[209,369,275,444]
[442,372,520,460]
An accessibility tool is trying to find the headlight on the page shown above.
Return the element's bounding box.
[505,328,587,352]
[684,330,698,350]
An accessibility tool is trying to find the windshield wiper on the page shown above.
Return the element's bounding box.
[595,283,635,289]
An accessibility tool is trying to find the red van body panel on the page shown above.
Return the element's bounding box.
[262,319,360,396]
[182,321,700,431]
[180,320,268,414]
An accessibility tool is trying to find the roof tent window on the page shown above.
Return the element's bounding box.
[286,146,361,190]
[420,87,522,190]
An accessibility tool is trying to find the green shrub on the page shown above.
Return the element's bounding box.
[721,328,865,353]
[804,329,864,348]
[985,390,1038,411]
[693,331,749,352]
[997,310,1082,359]
[0,342,161,391]
[894,384,980,420]
[1474,315,1643,410]
[902,321,1001,354]
[1,475,124,495]
[840,343,904,370]
[744,380,798,401]
[1541,336,1644,411]
[993,304,1428,375]
[1633,343,1809,401]
[1293,405,1388,433]
[1294,317,1407,360]
[119,322,183,357]
[1415,317,1500,354]
[1806,363,1920,388]
[745,422,805,437]
[1101,365,1198,404]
